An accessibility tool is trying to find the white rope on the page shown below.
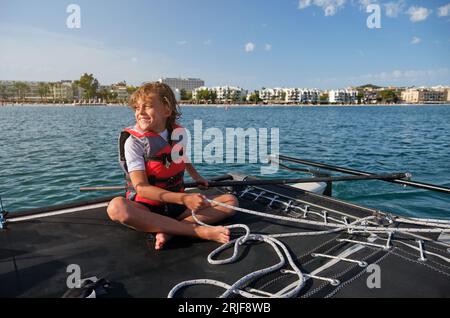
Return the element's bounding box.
[311,253,368,267]
[408,217,450,224]
[395,217,450,229]
[168,198,450,298]
[373,236,450,264]
[170,211,306,298]
[205,200,450,234]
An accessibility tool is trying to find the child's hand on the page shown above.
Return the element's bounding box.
[182,194,210,212]
[194,176,209,190]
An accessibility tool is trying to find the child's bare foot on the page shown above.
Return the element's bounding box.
[155,232,173,250]
[196,226,230,244]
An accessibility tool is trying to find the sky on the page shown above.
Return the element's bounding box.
[0,0,449,90]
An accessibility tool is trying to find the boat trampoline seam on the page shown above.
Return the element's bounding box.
[259,245,380,298]
[391,252,450,277]
[391,248,450,274]
[425,243,450,255]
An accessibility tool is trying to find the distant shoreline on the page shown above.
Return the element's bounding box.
[178,103,450,107]
[1,102,449,107]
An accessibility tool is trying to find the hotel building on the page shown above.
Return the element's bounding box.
[193,86,247,102]
[158,77,205,93]
[328,89,358,104]
[401,88,448,103]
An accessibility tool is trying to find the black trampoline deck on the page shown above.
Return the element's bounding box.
[1,181,450,298]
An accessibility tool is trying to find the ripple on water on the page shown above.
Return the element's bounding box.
[0,105,449,218]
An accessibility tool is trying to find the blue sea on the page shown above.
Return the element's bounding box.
[1,104,449,218]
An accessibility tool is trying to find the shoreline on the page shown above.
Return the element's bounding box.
[2,102,450,107]
[178,103,450,107]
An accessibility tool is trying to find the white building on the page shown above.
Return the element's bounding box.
[193,86,247,102]
[328,89,358,104]
[0,80,53,101]
[52,80,74,100]
[110,83,129,101]
[297,88,321,103]
[0,80,86,101]
[259,88,284,102]
[158,77,205,93]
[259,88,321,103]
[401,88,448,103]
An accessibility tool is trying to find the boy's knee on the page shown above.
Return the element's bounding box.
[107,197,130,223]
[221,194,239,215]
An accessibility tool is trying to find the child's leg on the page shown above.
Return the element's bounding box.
[107,197,230,244]
[177,193,239,224]
[154,194,238,250]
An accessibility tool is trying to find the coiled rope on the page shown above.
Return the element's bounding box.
[167,198,450,298]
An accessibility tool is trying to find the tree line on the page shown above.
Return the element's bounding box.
[0,73,139,103]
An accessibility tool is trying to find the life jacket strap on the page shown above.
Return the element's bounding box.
[148,171,185,186]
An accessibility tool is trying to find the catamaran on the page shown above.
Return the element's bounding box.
[1,154,449,298]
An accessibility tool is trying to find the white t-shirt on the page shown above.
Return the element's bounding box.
[124,128,169,172]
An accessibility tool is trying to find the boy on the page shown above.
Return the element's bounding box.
[107,82,238,250]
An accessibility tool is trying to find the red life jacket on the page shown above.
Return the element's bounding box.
[119,124,186,206]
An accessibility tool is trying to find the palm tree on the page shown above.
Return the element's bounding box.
[48,82,56,102]
[13,82,30,101]
[0,83,8,101]
[38,82,50,102]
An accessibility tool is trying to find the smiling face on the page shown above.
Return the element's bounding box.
[134,93,171,133]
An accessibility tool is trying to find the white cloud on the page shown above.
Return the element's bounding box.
[407,6,432,22]
[358,0,377,9]
[203,39,212,45]
[264,44,272,51]
[177,40,187,45]
[298,0,346,16]
[411,37,421,44]
[245,42,255,53]
[298,0,312,9]
[438,4,450,17]
[384,1,405,18]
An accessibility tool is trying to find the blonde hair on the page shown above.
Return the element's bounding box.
[129,82,182,131]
